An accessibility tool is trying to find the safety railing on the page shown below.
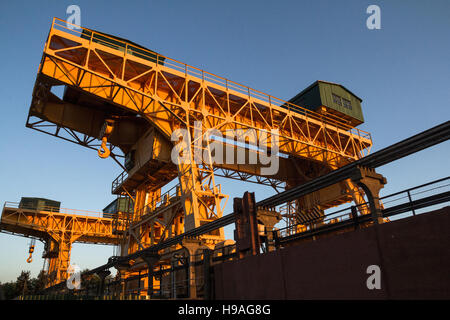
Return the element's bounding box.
[3,201,104,218]
[49,17,372,144]
[111,170,128,193]
[38,176,450,298]
[71,248,227,299]
[275,176,450,239]
[211,244,237,263]
[128,184,181,223]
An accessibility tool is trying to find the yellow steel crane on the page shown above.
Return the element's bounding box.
[0,201,121,287]
[22,18,374,293]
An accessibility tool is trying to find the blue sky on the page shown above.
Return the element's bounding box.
[0,0,449,283]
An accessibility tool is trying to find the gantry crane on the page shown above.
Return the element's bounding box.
[20,18,374,293]
[0,202,121,287]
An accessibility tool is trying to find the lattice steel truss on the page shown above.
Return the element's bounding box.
[0,202,120,287]
[21,18,374,288]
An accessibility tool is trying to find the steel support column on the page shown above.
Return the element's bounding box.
[234,192,260,258]
[142,254,159,297]
[351,167,387,224]
[96,270,111,296]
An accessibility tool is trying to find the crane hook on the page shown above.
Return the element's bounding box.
[98,137,111,158]
[97,120,114,159]
[26,239,35,263]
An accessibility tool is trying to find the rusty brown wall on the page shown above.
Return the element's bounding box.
[214,206,450,299]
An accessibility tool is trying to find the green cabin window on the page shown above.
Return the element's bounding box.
[332,93,342,106]
[342,98,352,110]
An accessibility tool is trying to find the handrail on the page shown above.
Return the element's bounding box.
[381,176,450,201]
[41,175,450,294]
[3,201,105,218]
[275,176,450,238]
[131,184,181,221]
[49,17,371,141]
[112,170,128,193]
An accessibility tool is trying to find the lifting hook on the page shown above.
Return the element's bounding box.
[98,137,111,158]
[97,119,115,159]
[26,239,36,263]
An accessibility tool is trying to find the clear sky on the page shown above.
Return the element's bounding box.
[0,0,449,283]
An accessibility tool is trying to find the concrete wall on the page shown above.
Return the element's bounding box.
[214,206,450,299]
